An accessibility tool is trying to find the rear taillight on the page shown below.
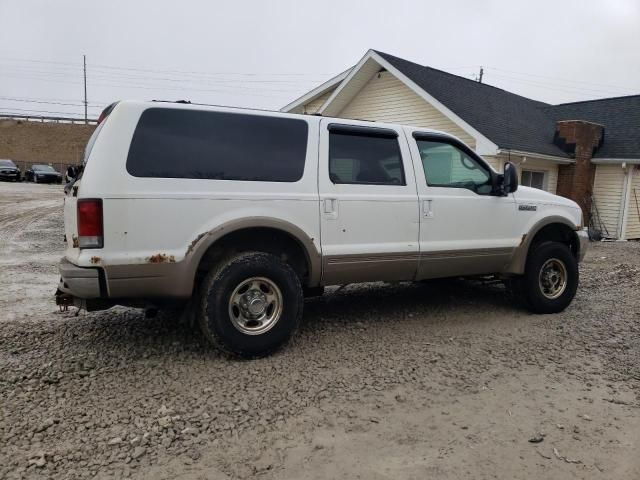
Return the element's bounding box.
[77,199,103,248]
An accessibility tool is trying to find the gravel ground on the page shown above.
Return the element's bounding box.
[0,182,639,479]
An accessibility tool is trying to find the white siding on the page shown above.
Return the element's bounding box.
[625,166,640,239]
[496,154,559,194]
[593,165,626,238]
[302,90,335,114]
[483,155,502,172]
[337,71,476,149]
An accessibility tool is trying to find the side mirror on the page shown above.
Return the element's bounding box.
[502,161,518,194]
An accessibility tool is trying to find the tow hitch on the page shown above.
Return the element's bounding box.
[55,289,74,312]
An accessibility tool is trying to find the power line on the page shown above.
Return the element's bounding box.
[2,54,638,92]
[0,56,333,78]
[0,96,103,107]
[0,64,328,86]
[0,96,105,107]
[0,56,82,67]
[485,66,639,92]
[0,70,317,95]
[0,73,300,99]
[486,72,636,97]
[5,61,634,100]
[0,106,94,116]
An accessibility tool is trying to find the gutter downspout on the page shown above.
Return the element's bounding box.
[619,163,633,240]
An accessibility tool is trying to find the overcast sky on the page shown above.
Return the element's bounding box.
[1,0,639,119]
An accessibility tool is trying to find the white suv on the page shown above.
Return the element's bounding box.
[57,101,588,358]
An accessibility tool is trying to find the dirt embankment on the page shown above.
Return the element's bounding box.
[0,120,96,173]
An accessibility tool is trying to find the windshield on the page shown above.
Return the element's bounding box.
[33,165,56,172]
[0,160,17,168]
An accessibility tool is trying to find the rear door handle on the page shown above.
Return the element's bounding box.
[422,199,434,218]
[324,198,338,219]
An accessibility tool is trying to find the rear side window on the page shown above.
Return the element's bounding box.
[127,108,308,182]
[328,128,405,185]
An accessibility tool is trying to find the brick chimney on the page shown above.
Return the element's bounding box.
[554,120,604,221]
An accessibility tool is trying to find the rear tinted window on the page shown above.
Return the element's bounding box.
[329,130,405,185]
[127,108,308,182]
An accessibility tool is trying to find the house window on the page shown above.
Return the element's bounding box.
[521,170,546,190]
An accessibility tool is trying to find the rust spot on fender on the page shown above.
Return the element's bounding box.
[72,235,79,248]
[519,233,527,246]
[90,256,101,264]
[186,232,209,256]
[147,253,175,263]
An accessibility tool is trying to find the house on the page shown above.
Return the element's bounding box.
[282,50,640,240]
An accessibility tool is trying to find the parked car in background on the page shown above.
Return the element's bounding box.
[25,164,63,184]
[0,159,21,182]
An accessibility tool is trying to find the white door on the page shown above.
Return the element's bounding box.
[405,130,520,279]
[318,119,420,285]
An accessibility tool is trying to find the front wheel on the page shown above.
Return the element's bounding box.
[199,252,303,358]
[515,241,578,314]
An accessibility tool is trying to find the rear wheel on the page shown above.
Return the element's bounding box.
[515,241,578,313]
[199,252,303,358]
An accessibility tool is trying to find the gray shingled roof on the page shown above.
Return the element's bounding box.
[544,97,640,159]
[375,51,640,159]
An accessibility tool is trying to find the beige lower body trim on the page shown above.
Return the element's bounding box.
[322,252,420,285]
[74,245,519,299]
[322,248,516,285]
[416,247,514,280]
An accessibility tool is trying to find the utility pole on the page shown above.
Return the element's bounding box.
[83,54,88,124]
[478,66,484,83]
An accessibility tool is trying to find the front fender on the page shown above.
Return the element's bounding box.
[505,214,581,275]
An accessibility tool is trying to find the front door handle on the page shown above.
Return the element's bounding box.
[422,199,434,218]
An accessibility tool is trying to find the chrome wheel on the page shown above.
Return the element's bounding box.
[228,277,283,335]
[538,258,567,300]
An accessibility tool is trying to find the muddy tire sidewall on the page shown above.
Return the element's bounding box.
[199,252,303,359]
[522,241,578,314]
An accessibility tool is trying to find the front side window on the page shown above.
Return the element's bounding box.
[521,170,545,190]
[329,129,405,185]
[127,108,308,182]
[416,139,492,194]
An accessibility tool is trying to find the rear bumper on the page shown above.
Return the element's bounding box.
[577,228,589,262]
[57,257,102,298]
[57,257,193,306]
